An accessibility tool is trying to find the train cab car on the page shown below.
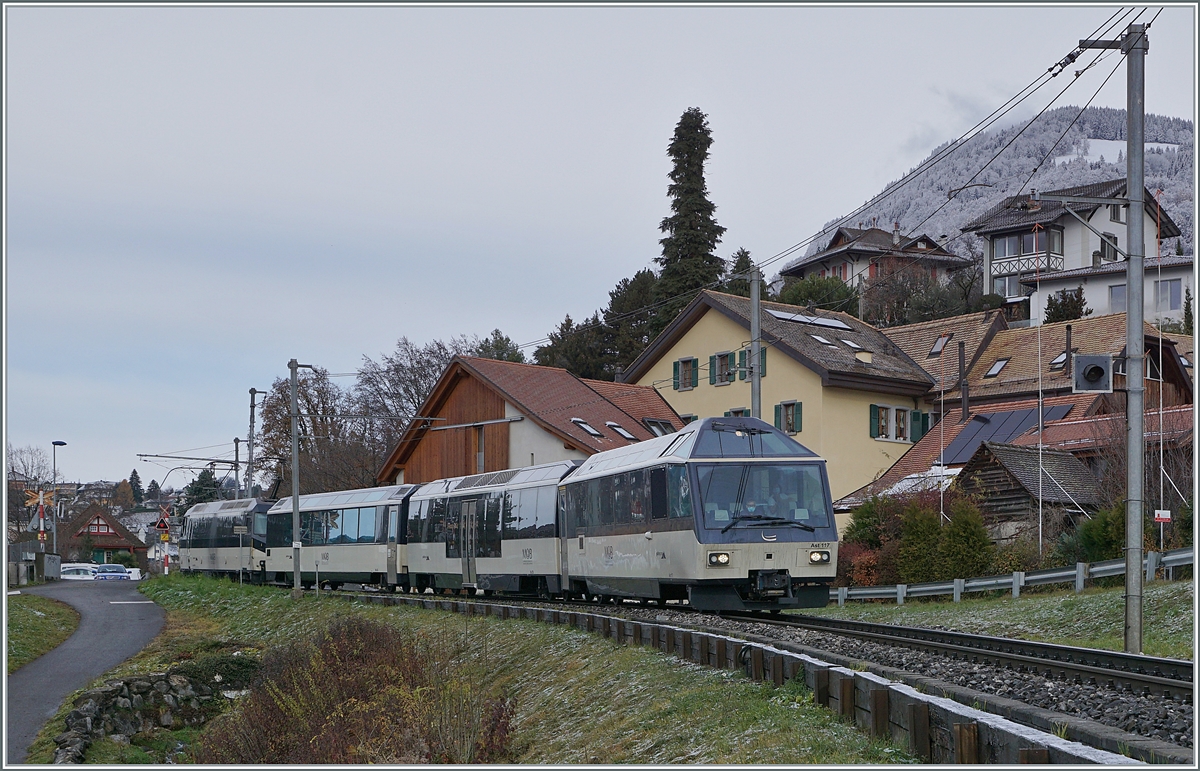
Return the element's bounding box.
[261,485,416,590]
[179,497,273,580]
[405,460,580,596]
[559,416,837,611]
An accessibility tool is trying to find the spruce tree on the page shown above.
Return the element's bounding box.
[604,269,659,375]
[129,468,144,504]
[653,107,726,336]
[936,499,994,579]
[146,479,161,502]
[723,248,767,298]
[1043,286,1092,324]
[1184,287,1193,334]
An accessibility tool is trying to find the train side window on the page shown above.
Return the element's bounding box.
[668,465,692,518]
[585,479,602,530]
[387,505,399,543]
[428,499,447,546]
[511,489,531,539]
[358,506,377,543]
[444,500,461,558]
[598,476,615,526]
[483,494,502,556]
[406,500,425,543]
[650,466,668,520]
[326,510,343,543]
[534,486,557,537]
[613,473,630,525]
[501,492,517,539]
[628,469,647,524]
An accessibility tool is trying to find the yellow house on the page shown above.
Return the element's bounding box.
[621,291,935,529]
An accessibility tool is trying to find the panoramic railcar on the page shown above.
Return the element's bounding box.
[405,460,580,595]
[179,498,273,580]
[559,416,837,611]
[259,484,416,590]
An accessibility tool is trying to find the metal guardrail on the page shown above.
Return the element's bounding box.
[831,546,1193,605]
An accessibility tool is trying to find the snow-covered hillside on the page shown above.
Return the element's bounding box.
[792,106,1193,268]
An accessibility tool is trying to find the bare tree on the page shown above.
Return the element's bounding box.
[7,443,52,485]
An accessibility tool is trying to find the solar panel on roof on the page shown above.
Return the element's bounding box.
[940,405,1074,464]
[765,308,853,330]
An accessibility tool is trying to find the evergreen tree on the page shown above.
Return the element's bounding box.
[1043,286,1092,324]
[652,107,727,336]
[723,248,768,298]
[146,479,162,501]
[534,313,612,380]
[1184,287,1193,334]
[472,329,525,363]
[897,503,942,584]
[128,468,144,504]
[180,469,221,510]
[1176,239,1185,256]
[936,499,994,579]
[604,269,659,375]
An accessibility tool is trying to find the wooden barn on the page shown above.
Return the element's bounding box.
[951,441,1101,544]
[375,356,683,486]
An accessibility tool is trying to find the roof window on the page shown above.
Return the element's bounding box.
[643,418,675,437]
[605,421,637,441]
[809,334,836,346]
[983,358,1011,378]
[929,333,953,357]
[765,308,852,330]
[1181,356,1192,369]
[1050,352,1068,370]
[570,418,603,438]
[841,339,863,350]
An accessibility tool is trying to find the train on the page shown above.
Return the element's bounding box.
[179,416,838,611]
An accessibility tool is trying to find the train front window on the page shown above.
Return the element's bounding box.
[697,464,832,530]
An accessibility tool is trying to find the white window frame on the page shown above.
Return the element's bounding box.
[781,401,799,434]
[1109,283,1127,313]
[1155,278,1182,312]
[873,404,914,443]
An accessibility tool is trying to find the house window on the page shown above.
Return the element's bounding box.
[89,524,99,533]
[724,408,748,418]
[774,401,802,434]
[895,409,908,442]
[984,358,1010,378]
[993,235,1020,260]
[993,274,1021,299]
[810,334,836,346]
[1100,233,1119,262]
[643,418,675,437]
[869,404,921,442]
[710,352,735,385]
[1155,279,1182,312]
[1109,284,1127,313]
[673,357,698,391]
[929,333,952,357]
[841,339,863,350]
[875,405,890,438]
[1110,203,1125,223]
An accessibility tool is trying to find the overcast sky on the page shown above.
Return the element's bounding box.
[4,3,1196,488]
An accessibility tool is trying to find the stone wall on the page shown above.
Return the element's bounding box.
[53,671,227,763]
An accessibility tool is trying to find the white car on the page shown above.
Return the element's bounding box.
[60,564,97,581]
[126,567,144,581]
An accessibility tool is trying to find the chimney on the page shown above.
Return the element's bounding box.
[1064,324,1072,379]
[959,340,970,423]
[854,350,874,364]
[892,222,901,246]
[1092,250,1102,268]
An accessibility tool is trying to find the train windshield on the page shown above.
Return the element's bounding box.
[696,463,831,531]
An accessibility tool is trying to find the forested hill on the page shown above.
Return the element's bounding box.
[795,106,1193,267]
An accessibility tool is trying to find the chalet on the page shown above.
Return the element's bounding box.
[950,442,1102,544]
[375,357,683,485]
[60,503,149,568]
[780,225,972,290]
[960,178,1185,325]
[618,290,935,517]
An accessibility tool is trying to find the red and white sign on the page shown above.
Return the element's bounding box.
[1154,510,1172,523]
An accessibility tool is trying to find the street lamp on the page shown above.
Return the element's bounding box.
[51,441,66,554]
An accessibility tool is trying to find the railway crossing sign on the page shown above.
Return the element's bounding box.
[160,533,171,542]
[155,517,170,531]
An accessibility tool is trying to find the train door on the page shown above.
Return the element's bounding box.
[558,490,571,591]
[386,505,399,586]
[461,499,478,587]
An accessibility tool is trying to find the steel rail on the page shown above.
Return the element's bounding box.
[725,612,1194,701]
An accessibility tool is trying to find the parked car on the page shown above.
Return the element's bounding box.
[94,564,131,580]
[126,567,143,581]
[60,564,97,581]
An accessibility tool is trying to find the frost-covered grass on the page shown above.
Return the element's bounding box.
[26,575,917,764]
[805,581,1193,660]
[6,593,79,673]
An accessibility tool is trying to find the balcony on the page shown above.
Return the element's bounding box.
[989,252,1064,277]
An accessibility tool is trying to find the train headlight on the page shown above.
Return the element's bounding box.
[808,550,831,564]
[708,551,731,566]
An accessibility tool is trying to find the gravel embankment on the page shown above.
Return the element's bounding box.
[603,605,1194,750]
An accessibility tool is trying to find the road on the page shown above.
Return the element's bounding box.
[5,580,164,764]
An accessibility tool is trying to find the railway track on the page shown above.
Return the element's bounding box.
[723,611,1194,702]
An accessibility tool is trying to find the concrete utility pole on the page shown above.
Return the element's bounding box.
[750,264,763,419]
[1079,23,1147,652]
[288,359,312,600]
[233,437,240,500]
[247,388,261,499]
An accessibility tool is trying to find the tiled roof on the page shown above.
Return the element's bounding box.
[963,313,1178,401]
[699,291,935,392]
[782,226,970,274]
[884,310,1008,391]
[961,178,1181,238]
[1160,332,1193,362]
[1019,254,1193,285]
[63,503,147,549]
[1009,404,1194,452]
[965,442,1103,507]
[834,392,1103,509]
[459,357,682,453]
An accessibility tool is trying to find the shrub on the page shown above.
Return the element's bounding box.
[843,496,903,549]
[197,617,514,764]
[937,499,994,579]
[993,537,1042,574]
[898,504,942,584]
[111,551,137,568]
[1078,506,1125,562]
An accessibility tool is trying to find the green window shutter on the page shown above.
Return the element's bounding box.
[672,361,680,390]
[869,404,880,438]
[724,410,732,417]
[738,349,747,381]
[796,402,802,433]
[709,355,717,384]
[923,412,931,436]
[727,352,736,382]
[690,358,699,388]
[760,347,767,377]
[910,410,923,442]
[773,403,782,429]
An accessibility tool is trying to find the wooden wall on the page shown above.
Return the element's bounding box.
[399,373,510,484]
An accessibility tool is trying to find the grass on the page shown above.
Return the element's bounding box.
[807,580,1194,660]
[24,575,917,764]
[6,593,80,674]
